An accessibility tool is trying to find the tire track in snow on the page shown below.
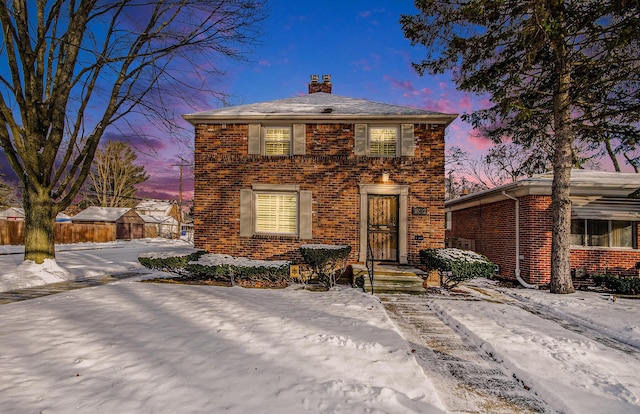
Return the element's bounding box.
[380,294,555,414]
[493,290,640,358]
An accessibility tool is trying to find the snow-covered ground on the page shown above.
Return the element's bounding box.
[1,239,639,413]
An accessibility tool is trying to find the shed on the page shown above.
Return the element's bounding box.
[0,207,72,222]
[71,207,145,240]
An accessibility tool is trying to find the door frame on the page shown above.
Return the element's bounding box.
[358,184,409,264]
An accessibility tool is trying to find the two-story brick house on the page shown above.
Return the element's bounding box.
[184,76,457,265]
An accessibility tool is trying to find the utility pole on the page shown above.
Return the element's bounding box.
[173,157,192,238]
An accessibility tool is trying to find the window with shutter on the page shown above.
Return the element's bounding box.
[264,127,291,155]
[239,184,312,238]
[369,127,397,157]
[256,193,297,234]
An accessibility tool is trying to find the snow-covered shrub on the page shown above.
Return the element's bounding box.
[420,248,495,289]
[593,274,640,295]
[300,244,351,289]
[186,254,291,288]
[138,249,206,274]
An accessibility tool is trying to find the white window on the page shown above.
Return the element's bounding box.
[354,124,414,157]
[369,127,398,156]
[445,211,452,231]
[239,184,313,239]
[571,219,635,248]
[264,127,291,155]
[255,193,297,234]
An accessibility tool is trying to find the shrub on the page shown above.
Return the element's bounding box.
[593,274,640,295]
[138,249,206,274]
[420,248,495,289]
[300,244,351,289]
[185,254,291,288]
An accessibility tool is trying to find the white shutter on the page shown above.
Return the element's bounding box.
[292,124,306,155]
[299,191,313,239]
[401,124,415,156]
[354,124,367,155]
[248,124,261,155]
[239,189,253,237]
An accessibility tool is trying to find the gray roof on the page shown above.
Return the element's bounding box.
[446,169,640,210]
[184,92,457,124]
[72,207,131,222]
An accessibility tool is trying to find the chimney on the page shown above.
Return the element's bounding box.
[308,74,332,94]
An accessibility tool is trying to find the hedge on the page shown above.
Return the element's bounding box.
[420,248,495,289]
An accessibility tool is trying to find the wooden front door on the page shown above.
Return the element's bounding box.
[367,195,399,261]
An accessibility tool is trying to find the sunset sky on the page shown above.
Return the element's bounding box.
[129,0,495,203]
[3,1,492,204]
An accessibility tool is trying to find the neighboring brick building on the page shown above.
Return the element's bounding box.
[445,170,640,285]
[184,75,457,265]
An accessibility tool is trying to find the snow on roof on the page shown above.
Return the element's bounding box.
[72,206,131,222]
[0,207,71,221]
[446,169,640,207]
[0,207,24,218]
[136,200,174,211]
[139,214,165,224]
[184,92,457,123]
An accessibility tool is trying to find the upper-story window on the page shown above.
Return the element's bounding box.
[264,127,291,155]
[248,124,306,156]
[369,127,398,157]
[354,124,415,157]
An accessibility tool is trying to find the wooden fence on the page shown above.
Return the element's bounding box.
[0,221,116,245]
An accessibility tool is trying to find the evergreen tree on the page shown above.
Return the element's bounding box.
[402,0,640,293]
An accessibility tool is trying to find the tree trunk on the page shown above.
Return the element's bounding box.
[549,44,575,294]
[23,185,56,263]
[604,137,621,172]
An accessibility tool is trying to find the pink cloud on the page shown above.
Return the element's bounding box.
[258,60,271,66]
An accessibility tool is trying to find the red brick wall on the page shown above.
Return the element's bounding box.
[193,123,445,264]
[447,199,517,280]
[570,224,640,276]
[519,196,554,284]
[448,194,640,284]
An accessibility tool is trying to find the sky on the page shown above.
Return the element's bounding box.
[1,239,639,413]
[128,0,490,202]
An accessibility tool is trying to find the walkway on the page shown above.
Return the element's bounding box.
[380,294,556,413]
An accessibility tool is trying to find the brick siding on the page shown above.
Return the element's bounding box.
[447,194,640,284]
[193,123,445,264]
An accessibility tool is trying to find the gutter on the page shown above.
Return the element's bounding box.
[502,191,538,289]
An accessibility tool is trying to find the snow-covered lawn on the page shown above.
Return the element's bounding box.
[0,240,445,413]
[437,281,640,413]
[0,240,639,413]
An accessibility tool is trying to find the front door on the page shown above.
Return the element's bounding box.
[367,195,399,261]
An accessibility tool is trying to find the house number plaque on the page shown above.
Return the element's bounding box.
[412,207,427,215]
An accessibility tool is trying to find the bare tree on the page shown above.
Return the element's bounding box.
[445,143,550,200]
[0,0,265,263]
[0,174,18,208]
[86,140,148,208]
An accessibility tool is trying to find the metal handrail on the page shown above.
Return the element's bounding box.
[366,237,374,295]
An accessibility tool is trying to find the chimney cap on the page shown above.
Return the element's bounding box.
[310,74,319,83]
[322,74,331,83]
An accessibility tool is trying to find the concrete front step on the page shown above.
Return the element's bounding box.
[352,264,427,295]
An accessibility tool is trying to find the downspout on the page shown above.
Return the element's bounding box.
[502,191,538,289]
